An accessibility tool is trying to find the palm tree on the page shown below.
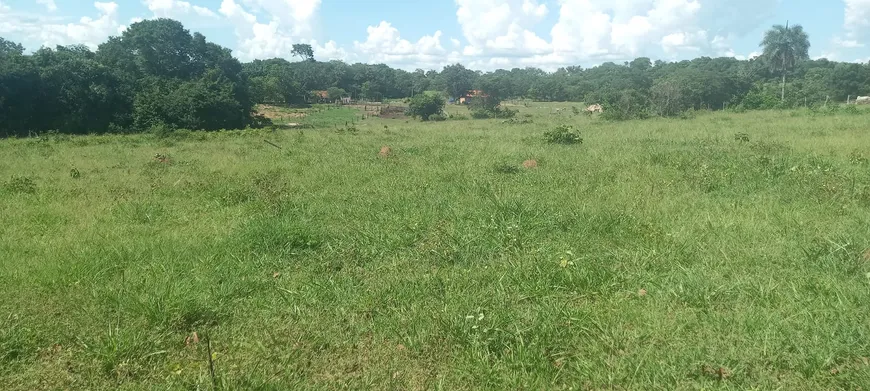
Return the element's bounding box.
[760,22,810,102]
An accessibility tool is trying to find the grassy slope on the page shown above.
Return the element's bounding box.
[1,106,870,389]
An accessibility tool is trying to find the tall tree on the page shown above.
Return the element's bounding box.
[760,22,810,102]
[291,44,314,62]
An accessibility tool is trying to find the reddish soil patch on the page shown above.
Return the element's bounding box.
[379,146,392,157]
[522,159,538,168]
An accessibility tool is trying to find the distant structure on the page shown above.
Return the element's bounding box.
[312,90,329,103]
[458,90,488,104]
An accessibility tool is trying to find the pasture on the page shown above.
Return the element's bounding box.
[2,104,870,390]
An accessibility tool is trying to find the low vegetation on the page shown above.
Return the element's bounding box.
[2,104,870,389]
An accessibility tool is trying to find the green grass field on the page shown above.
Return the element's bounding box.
[2,104,870,390]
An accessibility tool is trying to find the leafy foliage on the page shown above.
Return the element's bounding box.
[407,94,445,121]
[2,20,869,136]
[544,125,583,144]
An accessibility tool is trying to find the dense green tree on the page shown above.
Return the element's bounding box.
[407,94,445,121]
[291,44,314,62]
[327,87,347,101]
[439,64,478,99]
[5,19,870,136]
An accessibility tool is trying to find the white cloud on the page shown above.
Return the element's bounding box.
[31,2,121,49]
[352,21,452,68]
[143,0,217,18]
[456,0,550,58]
[521,0,548,17]
[219,0,332,60]
[844,0,870,39]
[36,0,57,12]
[833,37,864,48]
[0,0,821,71]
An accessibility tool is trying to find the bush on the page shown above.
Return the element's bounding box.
[470,107,517,119]
[149,123,174,138]
[679,109,697,120]
[544,125,583,145]
[449,113,469,120]
[471,110,491,119]
[407,94,446,121]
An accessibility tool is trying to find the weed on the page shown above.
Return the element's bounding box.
[4,175,36,194]
[544,125,583,144]
[734,132,750,142]
[492,162,520,174]
[501,118,533,125]
[336,125,359,134]
[849,150,868,165]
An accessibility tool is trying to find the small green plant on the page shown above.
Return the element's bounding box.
[429,113,447,122]
[4,175,37,194]
[734,133,750,142]
[70,167,81,179]
[571,106,580,115]
[544,125,583,145]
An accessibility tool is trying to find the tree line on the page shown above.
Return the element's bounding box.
[2,19,869,136]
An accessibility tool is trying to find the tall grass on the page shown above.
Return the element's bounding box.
[1,106,870,389]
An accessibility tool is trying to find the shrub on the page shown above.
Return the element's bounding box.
[470,107,517,119]
[471,110,491,119]
[149,123,174,139]
[843,105,860,115]
[679,109,697,120]
[449,113,469,120]
[429,113,447,122]
[544,125,583,145]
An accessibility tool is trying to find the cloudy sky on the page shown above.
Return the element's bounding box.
[1,0,868,70]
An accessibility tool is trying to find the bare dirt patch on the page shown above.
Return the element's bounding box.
[257,105,307,121]
[378,106,408,119]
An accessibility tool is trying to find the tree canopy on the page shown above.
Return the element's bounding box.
[761,23,811,101]
[2,19,869,135]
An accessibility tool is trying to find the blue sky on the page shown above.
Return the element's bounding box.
[1,0,868,70]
